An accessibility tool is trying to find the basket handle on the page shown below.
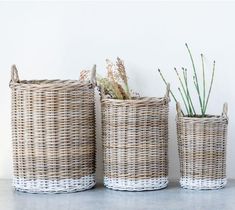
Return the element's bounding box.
[176,102,183,117]
[90,64,97,86]
[165,83,170,100]
[11,65,20,83]
[222,102,228,117]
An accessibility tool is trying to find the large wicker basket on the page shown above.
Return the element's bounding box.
[176,102,228,190]
[102,85,170,191]
[9,65,96,193]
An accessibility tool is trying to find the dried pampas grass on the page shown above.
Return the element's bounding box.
[98,57,138,100]
[79,57,139,100]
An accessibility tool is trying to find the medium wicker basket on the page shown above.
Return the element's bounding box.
[9,65,96,193]
[102,85,170,191]
[176,102,228,190]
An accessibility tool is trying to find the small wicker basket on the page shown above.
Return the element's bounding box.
[10,65,96,193]
[176,102,228,190]
[102,85,170,191]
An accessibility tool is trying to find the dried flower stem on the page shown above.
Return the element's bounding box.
[116,57,131,99]
[98,57,135,100]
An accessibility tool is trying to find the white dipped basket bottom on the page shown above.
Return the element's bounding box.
[102,85,170,191]
[176,102,228,190]
[10,65,97,193]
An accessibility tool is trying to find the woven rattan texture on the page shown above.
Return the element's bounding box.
[102,96,169,191]
[177,114,228,190]
[10,67,96,193]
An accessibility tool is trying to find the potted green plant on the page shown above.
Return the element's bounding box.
[158,44,228,190]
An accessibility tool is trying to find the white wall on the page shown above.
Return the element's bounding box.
[0,1,234,181]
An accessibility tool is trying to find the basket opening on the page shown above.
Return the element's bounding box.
[183,114,221,118]
[19,79,86,85]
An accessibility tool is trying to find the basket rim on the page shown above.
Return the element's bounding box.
[178,114,222,118]
[10,64,97,89]
[176,114,228,122]
[101,96,169,103]
[10,79,92,89]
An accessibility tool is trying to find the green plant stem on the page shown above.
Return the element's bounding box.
[158,69,177,103]
[193,76,203,113]
[178,87,189,115]
[158,69,185,115]
[205,61,215,112]
[201,54,206,116]
[185,43,204,115]
[174,68,192,115]
[182,68,196,115]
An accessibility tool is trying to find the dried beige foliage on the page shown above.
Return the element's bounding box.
[78,58,138,99]
[98,57,136,100]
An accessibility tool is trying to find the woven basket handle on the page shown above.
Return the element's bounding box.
[176,102,183,117]
[90,64,97,86]
[222,102,228,117]
[165,83,170,100]
[11,65,20,83]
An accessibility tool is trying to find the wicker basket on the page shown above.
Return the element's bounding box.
[176,102,228,190]
[9,65,96,193]
[102,85,170,191]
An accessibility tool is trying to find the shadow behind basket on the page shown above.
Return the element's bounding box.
[176,102,228,190]
[10,65,96,193]
[102,85,170,191]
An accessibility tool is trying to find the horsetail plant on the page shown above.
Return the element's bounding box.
[158,43,215,117]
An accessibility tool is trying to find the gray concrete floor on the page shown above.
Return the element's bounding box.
[0,179,235,210]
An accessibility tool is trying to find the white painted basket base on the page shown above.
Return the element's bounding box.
[13,174,96,193]
[180,177,227,190]
[104,177,168,191]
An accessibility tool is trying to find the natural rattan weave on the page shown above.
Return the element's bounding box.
[176,102,228,190]
[102,85,170,191]
[10,65,96,193]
